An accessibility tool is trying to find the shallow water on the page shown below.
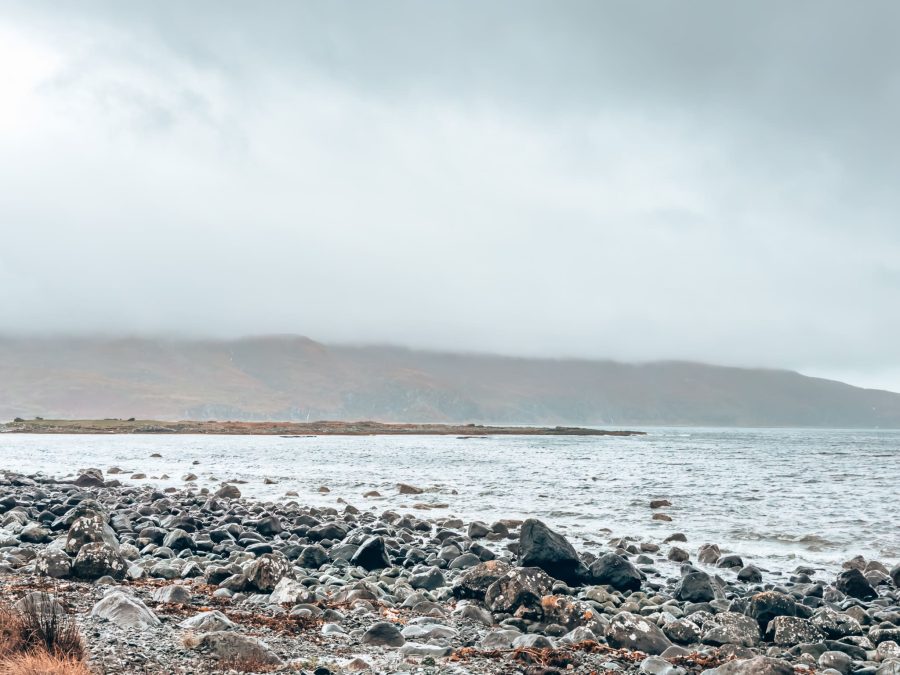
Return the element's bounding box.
[1,427,897,573]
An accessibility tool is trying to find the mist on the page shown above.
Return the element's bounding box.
[2,1,900,391]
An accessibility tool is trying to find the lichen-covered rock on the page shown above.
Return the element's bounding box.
[35,548,72,578]
[452,560,511,600]
[747,591,796,630]
[65,513,119,555]
[72,542,127,580]
[269,577,310,604]
[179,611,236,632]
[768,615,825,646]
[244,552,294,592]
[484,566,554,613]
[702,611,760,647]
[606,611,672,655]
[811,606,862,638]
[539,595,604,631]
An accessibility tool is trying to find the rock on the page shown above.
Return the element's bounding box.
[91,591,160,628]
[73,542,127,580]
[35,549,72,578]
[891,564,900,587]
[152,585,192,604]
[698,543,721,564]
[589,553,642,592]
[65,513,119,555]
[539,595,602,631]
[518,519,585,584]
[269,577,311,605]
[350,536,391,571]
[664,618,701,644]
[716,554,744,569]
[298,544,328,568]
[19,522,51,543]
[767,615,825,646]
[245,552,294,592]
[747,591,796,630]
[361,621,405,647]
[179,611,236,632]
[641,655,685,675]
[467,521,490,538]
[876,642,900,662]
[215,484,241,499]
[650,499,672,509]
[701,612,760,647]
[182,473,198,481]
[836,568,878,600]
[162,528,195,551]
[709,656,794,675]
[74,468,105,487]
[485,567,554,613]
[737,564,762,582]
[452,560,512,600]
[811,607,862,638]
[397,483,423,494]
[194,631,282,666]
[14,592,65,618]
[818,651,852,675]
[606,612,672,655]
[410,567,446,590]
[668,547,690,562]
[674,570,715,602]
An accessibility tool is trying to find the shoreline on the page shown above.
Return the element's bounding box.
[0,418,645,436]
[0,469,896,674]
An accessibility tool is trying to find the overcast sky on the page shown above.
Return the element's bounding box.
[1,1,899,391]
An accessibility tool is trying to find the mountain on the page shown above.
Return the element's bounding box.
[0,335,898,428]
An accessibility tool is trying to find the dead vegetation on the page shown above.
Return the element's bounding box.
[0,593,87,674]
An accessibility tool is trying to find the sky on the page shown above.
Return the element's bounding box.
[1,1,900,391]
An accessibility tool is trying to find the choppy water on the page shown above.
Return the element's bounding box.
[1,428,897,573]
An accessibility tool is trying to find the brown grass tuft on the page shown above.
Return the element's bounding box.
[16,594,84,660]
[0,651,92,675]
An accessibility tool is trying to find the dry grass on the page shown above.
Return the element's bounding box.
[16,594,84,659]
[0,652,91,675]
[0,594,87,674]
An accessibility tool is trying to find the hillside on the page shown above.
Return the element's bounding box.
[1,335,899,427]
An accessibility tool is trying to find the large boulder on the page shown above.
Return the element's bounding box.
[361,621,405,647]
[91,591,160,628]
[518,519,585,584]
[605,612,672,655]
[269,577,310,605]
[452,560,512,600]
[65,513,119,555]
[485,567,554,614]
[73,468,105,487]
[350,536,391,571]
[179,611,236,632]
[811,607,863,639]
[73,542,127,580]
[836,568,878,600]
[589,553,642,592]
[245,553,294,593]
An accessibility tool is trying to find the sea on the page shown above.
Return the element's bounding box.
[1,427,897,574]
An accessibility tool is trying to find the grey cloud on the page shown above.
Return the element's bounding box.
[0,1,899,390]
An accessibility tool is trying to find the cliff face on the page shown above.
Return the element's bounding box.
[1,335,899,427]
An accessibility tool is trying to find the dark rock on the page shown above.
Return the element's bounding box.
[710,656,794,675]
[747,591,796,631]
[350,536,391,571]
[737,564,763,582]
[589,553,642,592]
[215,484,241,499]
[768,616,825,646]
[674,570,715,603]
[836,568,877,600]
[74,468,105,488]
[485,566,554,613]
[518,519,585,585]
[452,560,512,600]
[698,543,721,564]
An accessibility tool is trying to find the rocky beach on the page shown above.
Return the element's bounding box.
[0,467,898,675]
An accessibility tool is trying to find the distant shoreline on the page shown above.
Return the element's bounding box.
[0,418,644,436]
